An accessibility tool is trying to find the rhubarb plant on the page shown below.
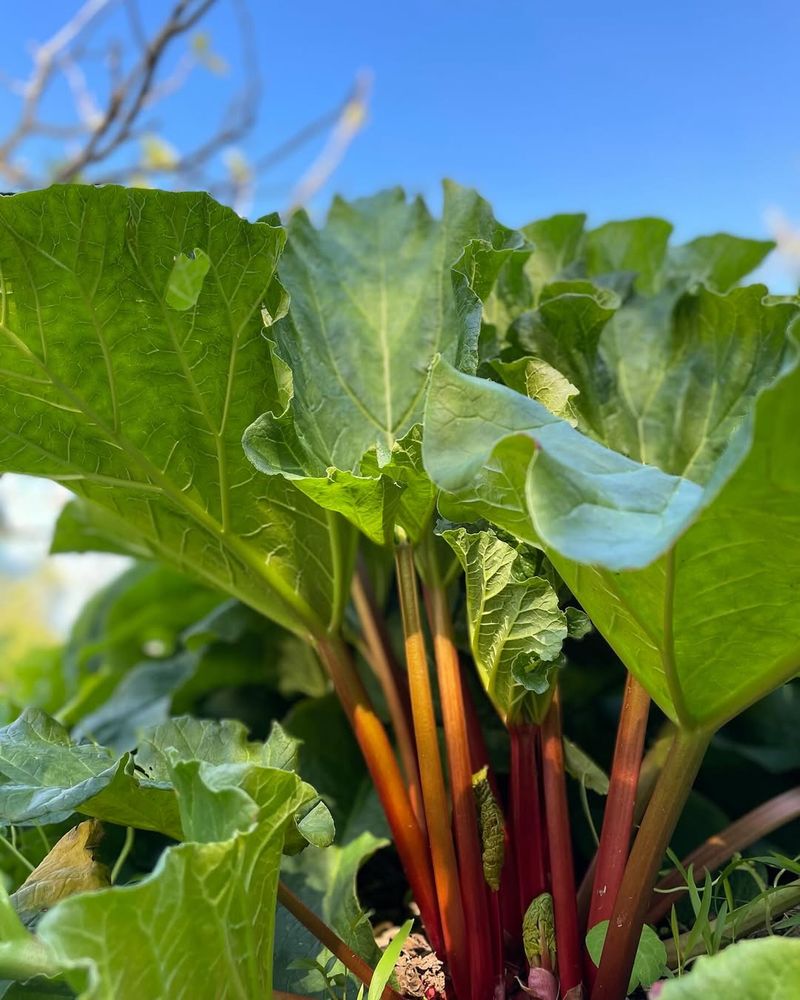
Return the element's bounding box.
[0,183,799,1000]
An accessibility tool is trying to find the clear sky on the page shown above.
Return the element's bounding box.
[2,1,800,252]
[1,1,799,618]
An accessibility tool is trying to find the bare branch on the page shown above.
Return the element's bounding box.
[0,0,372,211]
[287,71,372,213]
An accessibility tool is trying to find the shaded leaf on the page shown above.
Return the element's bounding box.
[71,651,198,752]
[11,821,109,924]
[440,525,567,723]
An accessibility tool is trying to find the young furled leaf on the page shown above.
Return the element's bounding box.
[471,767,505,891]
[440,525,568,723]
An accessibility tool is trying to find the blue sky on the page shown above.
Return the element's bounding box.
[2,1,800,257]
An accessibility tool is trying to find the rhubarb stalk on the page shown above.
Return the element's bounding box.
[427,580,496,1000]
[510,723,547,920]
[587,675,651,929]
[351,563,425,830]
[316,634,443,956]
[591,727,710,1000]
[540,689,583,999]
[647,784,800,924]
[394,542,469,997]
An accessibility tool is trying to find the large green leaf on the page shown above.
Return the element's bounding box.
[510,283,793,483]
[0,185,353,638]
[36,759,310,1000]
[657,938,800,999]
[0,711,332,850]
[0,883,61,987]
[423,339,800,730]
[440,526,568,723]
[0,709,182,838]
[483,214,773,354]
[243,183,519,544]
[424,358,702,566]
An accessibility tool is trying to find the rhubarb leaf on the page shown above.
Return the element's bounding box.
[243,183,519,544]
[0,711,331,850]
[484,215,772,354]
[425,358,702,568]
[424,333,800,730]
[440,525,567,723]
[511,283,792,483]
[137,716,333,853]
[657,938,800,999]
[586,920,666,992]
[137,716,301,782]
[0,709,182,837]
[0,185,353,639]
[10,821,109,925]
[35,759,309,999]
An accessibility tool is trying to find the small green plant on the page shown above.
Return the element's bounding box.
[0,183,799,999]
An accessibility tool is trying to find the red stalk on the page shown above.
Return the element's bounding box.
[351,566,426,831]
[510,723,547,919]
[540,690,583,999]
[577,719,671,930]
[394,544,469,997]
[587,675,651,929]
[592,727,710,1000]
[277,882,403,1000]
[461,665,491,773]
[647,785,800,924]
[316,635,443,957]
[427,581,496,1000]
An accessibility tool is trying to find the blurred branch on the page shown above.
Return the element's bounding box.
[0,0,372,213]
[286,71,372,214]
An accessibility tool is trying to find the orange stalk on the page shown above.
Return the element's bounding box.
[394,542,469,998]
[428,581,496,1000]
[316,634,443,956]
[351,566,426,831]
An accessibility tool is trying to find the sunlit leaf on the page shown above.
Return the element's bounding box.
[0,186,354,639]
